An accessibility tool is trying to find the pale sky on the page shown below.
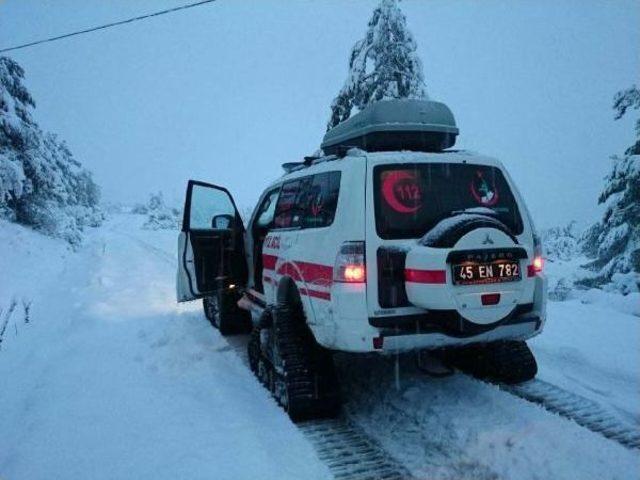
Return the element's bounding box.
[1,0,639,228]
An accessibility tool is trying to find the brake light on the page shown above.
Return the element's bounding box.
[528,234,544,277]
[334,241,366,283]
[528,256,544,277]
[344,265,366,282]
[533,256,543,271]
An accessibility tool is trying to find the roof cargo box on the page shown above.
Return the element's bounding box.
[321,99,458,155]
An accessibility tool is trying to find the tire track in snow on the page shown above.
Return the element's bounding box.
[337,355,502,480]
[502,379,640,450]
[110,228,176,267]
[299,417,414,480]
[119,227,484,479]
[226,337,416,480]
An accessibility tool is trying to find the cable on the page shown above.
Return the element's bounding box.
[0,0,217,54]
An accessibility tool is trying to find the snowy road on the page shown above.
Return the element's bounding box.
[1,215,639,480]
[0,216,331,480]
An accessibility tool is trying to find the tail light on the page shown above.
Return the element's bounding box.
[528,234,544,277]
[334,241,366,283]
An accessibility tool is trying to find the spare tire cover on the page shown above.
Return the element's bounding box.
[405,214,525,325]
[420,213,518,248]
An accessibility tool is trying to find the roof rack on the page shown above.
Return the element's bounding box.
[281,162,305,174]
[321,99,459,155]
[281,154,341,174]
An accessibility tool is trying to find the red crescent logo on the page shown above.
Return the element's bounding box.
[381,170,422,214]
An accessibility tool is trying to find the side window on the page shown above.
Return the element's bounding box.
[273,172,341,230]
[274,179,302,229]
[255,188,280,228]
[302,172,341,229]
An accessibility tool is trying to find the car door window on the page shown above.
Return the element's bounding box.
[273,173,341,230]
[302,172,341,229]
[273,177,312,229]
[255,188,280,228]
[290,176,313,228]
[189,184,236,230]
[273,179,300,228]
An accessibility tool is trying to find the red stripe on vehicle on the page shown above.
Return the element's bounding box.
[300,288,331,301]
[276,262,301,280]
[295,260,333,286]
[276,261,333,286]
[405,269,447,284]
[262,254,278,271]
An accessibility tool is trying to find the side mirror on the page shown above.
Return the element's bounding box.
[212,214,234,230]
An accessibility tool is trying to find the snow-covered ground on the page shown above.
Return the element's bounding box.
[336,255,640,479]
[0,216,330,480]
[1,214,638,480]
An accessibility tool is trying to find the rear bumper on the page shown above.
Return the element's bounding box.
[369,303,536,337]
[369,305,542,352]
[313,307,543,353]
[379,316,541,352]
[310,275,546,354]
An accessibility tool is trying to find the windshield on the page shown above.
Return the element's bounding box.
[374,162,524,239]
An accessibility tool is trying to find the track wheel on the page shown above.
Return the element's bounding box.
[268,301,341,421]
[448,341,538,385]
[248,309,272,374]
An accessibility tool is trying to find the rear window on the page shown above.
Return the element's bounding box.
[273,171,341,229]
[374,163,523,239]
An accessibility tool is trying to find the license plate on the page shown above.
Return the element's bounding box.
[452,260,521,286]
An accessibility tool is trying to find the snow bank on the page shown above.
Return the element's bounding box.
[0,218,69,313]
[545,255,639,316]
[533,299,640,425]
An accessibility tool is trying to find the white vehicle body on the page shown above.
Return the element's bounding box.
[177,149,547,354]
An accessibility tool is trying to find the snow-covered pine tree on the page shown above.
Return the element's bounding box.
[580,85,639,294]
[543,221,580,262]
[0,57,36,215]
[327,0,427,130]
[0,56,102,244]
[142,192,181,230]
[613,85,640,155]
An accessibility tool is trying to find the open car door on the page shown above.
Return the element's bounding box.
[177,180,248,302]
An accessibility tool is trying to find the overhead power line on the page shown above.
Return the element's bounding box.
[0,0,217,54]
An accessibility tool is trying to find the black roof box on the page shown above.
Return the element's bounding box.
[321,99,458,155]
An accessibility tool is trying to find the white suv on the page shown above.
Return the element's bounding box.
[176,100,547,419]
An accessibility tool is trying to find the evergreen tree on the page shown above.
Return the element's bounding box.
[613,85,640,155]
[580,86,639,294]
[327,0,427,130]
[142,192,181,230]
[0,57,37,212]
[0,56,102,244]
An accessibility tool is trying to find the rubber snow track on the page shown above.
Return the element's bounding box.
[299,418,414,480]
[228,337,413,480]
[503,379,640,450]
